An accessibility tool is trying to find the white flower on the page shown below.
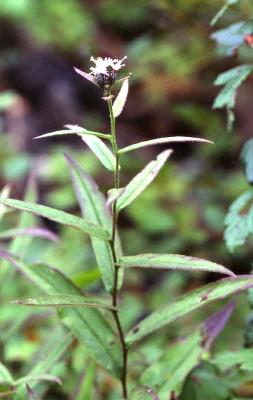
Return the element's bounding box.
[74,56,128,89]
[90,56,127,76]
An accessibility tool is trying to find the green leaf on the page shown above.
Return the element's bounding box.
[0,199,109,240]
[118,254,234,276]
[212,349,253,372]
[82,135,116,171]
[141,331,202,397]
[76,361,96,400]
[34,125,111,141]
[116,150,172,211]
[0,361,14,384]
[141,304,234,397]
[34,129,77,140]
[213,65,253,129]
[113,78,129,118]
[179,363,231,400]
[14,294,116,311]
[211,0,240,26]
[65,125,111,140]
[224,191,253,252]
[7,257,122,378]
[118,137,213,154]
[214,65,253,109]
[241,138,253,184]
[126,276,253,346]
[65,154,114,292]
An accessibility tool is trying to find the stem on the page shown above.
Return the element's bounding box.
[107,91,128,399]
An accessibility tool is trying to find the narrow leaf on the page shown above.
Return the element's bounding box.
[0,199,109,240]
[141,331,202,397]
[65,125,111,140]
[76,361,96,400]
[116,150,172,211]
[7,256,122,378]
[82,135,116,171]
[74,67,97,85]
[14,294,116,311]
[112,79,129,118]
[211,0,240,26]
[65,154,115,292]
[34,126,110,141]
[118,137,213,154]
[34,129,77,140]
[126,276,253,346]
[0,227,59,242]
[118,254,235,277]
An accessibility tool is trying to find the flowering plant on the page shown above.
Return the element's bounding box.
[1,56,253,399]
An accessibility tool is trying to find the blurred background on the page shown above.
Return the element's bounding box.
[0,0,253,398]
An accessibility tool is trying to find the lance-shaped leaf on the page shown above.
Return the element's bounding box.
[34,125,110,141]
[0,199,109,240]
[74,67,97,85]
[118,137,213,154]
[113,78,129,118]
[65,124,111,140]
[82,135,116,171]
[118,254,235,277]
[141,330,202,397]
[76,360,96,400]
[211,0,240,26]
[65,154,115,292]
[6,256,122,378]
[14,294,116,311]
[141,303,235,397]
[116,150,172,211]
[126,276,253,346]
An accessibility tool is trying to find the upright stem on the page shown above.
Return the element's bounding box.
[107,92,128,399]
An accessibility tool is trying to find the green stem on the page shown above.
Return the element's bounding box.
[107,92,128,399]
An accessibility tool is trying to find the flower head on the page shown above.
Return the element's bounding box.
[90,56,127,75]
[74,56,127,90]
